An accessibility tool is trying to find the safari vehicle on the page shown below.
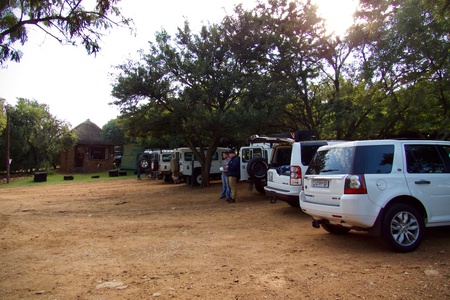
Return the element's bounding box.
[264,131,344,207]
[300,139,450,252]
[239,135,294,194]
[136,149,173,180]
[156,150,174,182]
[170,147,230,185]
[136,151,154,175]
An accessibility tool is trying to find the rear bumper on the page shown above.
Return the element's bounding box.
[299,191,380,228]
[264,186,300,203]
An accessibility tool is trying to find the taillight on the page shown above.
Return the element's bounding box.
[344,174,367,194]
[290,166,302,185]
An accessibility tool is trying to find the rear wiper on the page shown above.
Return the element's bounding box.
[321,169,339,173]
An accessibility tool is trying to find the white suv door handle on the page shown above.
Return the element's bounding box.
[415,180,431,184]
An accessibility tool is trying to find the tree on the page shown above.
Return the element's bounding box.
[0,98,77,172]
[0,98,6,132]
[112,16,288,186]
[348,0,450,138]
[0,0,132,65]
[112,0,361,185]
[102,118,125,146]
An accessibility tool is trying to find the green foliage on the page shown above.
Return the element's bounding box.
[0,98,77,172]
[0,98,6,132]
[331,0,450,138]
[102,119,125,146]
[0,0,132,65]
[111,0,449,169]
[111,13,296,185]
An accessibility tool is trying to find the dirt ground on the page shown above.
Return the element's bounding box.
[0,177,449,300]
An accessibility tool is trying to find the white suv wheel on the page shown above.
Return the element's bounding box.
[382,204,424,253]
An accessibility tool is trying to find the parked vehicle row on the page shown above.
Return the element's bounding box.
[170,147,230,185]
[130,137,450,253]
[136,149,174,182]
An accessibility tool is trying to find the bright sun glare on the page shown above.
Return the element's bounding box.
[313,0,358,36]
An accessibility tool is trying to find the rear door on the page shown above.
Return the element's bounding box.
[240,146,264,181]
[266,143,293,192]
[404,142,450,225]
[302,145,354,205]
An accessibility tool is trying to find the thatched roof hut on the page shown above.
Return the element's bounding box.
[59,119,115,173]
[74,119,114,145]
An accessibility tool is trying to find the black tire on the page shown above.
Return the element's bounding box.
[151,159,159,171]
[286,199,300,208]
[322,223,351,235]
[193,169,202,186]
[381,203,424,253]
[247,157,269,179]
[163,174,173,183]
[254,180,266,195]
[139,158,149,171]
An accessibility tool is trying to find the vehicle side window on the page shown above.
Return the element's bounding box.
[301,145,323,166]
[442,146,450,157]
[353,145,394,174]
[212,152,218,160]
[184,152,195,161]
[242,148,262,162]
[162,154,173,162]
[405,145,446,173]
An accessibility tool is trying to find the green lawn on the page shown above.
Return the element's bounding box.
[0,169,137,188]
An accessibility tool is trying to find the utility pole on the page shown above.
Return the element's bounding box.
[6,106,10,184]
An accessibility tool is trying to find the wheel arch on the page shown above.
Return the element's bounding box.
[368,195,427,237]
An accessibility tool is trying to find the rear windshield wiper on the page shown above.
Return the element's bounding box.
[321,168,339,173]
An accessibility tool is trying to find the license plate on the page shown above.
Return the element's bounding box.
[268,172,273,182]
[312,180,329,188]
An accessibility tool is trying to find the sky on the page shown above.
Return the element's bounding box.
[0,0,357,129]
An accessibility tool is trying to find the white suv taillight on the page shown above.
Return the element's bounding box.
[290,166,302,185]
[344,174,367,194]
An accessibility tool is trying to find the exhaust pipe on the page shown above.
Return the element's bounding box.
[312,219,327,228]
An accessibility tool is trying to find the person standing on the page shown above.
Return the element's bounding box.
[226,149,240,203]
[220,151,231,200]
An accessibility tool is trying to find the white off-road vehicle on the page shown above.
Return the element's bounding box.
[264,137,344,207]
[301,139,450,252]
[239,135,294,194]
[137,149,173,181]
[152,149,174,182]
[170,147,230,185]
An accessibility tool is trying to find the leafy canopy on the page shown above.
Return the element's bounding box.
[0,0,132,65]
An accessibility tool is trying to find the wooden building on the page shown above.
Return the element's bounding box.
[60,119,115,173]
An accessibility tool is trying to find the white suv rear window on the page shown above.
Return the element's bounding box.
[307,145,394,175]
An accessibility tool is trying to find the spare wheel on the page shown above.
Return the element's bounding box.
[247,157,269,179]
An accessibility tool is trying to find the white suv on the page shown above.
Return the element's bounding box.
[300,140,450,252]
[239,136,293,194]
[264,140,343,207]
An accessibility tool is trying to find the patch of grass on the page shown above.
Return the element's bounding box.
[0,169,138,188]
